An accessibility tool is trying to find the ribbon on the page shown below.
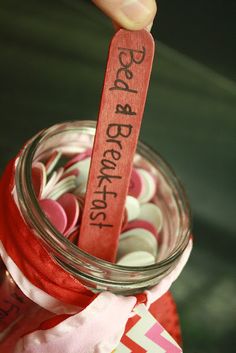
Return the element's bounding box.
[0,159,95,308]
[0,159,192,353]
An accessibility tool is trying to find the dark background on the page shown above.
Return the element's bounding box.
[0,1,236,352]
[155,0,236,80]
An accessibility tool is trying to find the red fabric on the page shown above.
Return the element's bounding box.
[0,159,95,308]
[37,314,71,330]
[0,159,182,348]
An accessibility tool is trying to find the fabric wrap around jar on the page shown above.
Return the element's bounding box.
[0,121,192,353]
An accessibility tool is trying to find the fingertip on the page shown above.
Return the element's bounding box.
[119,0,157,30]
[94,0,157,31]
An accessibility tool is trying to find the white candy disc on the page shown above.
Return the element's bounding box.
[46,151,62,175]
[125,195,140,221]
[137,168,156,203]
[55,167,64,182]
[117,251,156,267]
[67,157,91,194]
[42,171,58,198]
[48,175,77,200]
[118,228,157,259]
[139,203,163,232]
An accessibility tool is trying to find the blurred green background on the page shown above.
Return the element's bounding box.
[0,1,235,352]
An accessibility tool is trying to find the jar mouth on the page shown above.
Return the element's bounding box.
[15,121,191,292]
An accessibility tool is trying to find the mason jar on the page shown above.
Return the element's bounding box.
[0,120,191,351]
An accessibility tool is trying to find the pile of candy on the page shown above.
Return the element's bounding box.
[32,148,163,266]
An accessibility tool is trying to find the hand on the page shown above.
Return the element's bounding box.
[92,0,157,31]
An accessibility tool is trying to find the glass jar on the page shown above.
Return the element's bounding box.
[0,120,191,349]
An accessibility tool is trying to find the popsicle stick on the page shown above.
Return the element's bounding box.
[78,29,155,262]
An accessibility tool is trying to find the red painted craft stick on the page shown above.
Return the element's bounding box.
[78,29,155,262]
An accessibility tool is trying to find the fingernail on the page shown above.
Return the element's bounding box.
[121,0,151,24]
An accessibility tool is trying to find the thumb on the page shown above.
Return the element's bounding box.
[92,0,157,30]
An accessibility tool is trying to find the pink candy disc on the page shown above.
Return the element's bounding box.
[58,193,80,236]
[64,148,92,170]
[39,199,67,234]
[128,168,143,198]
[137,168,156,204]
[124,219,158,238]
[32,162,47,199]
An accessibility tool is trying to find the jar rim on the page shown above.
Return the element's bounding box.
[15,121,191,292]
